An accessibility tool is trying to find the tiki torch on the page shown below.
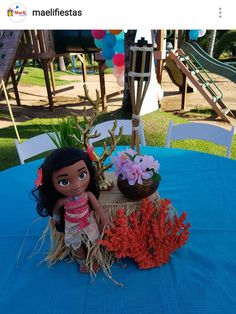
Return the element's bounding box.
[129,37,153,153]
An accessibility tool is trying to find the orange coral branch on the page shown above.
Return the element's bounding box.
[100,199,190,269]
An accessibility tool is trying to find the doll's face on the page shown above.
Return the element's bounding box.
[52,160,90,196]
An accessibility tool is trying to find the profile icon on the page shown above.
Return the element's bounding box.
[7,3,27,22]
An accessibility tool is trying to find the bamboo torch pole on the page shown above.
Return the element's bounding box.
[1,79,21,142]
[130,47,137,150]
[129,38,153,153]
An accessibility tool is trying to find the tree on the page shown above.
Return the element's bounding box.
[58,56,66,71]
[122,30,137,113]
[213,30,236,59]
[207,30,217,57]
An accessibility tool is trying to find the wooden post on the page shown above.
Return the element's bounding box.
[173,30,179,50]
[98,59,107,111]
[15,59,27,84]
[42,59,54,110]
[154,30,165,84]
[78,53,87,83]
[38,30,46,53]
[49,60,56,95]
[181,73,187,110]
[177,30,183,49]
[10,67,21,106]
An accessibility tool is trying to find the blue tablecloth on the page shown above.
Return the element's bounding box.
[0,146,236,314]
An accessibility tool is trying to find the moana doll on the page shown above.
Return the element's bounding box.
[32,147,113,272]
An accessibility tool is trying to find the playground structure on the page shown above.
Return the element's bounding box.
[0,30,110,111]
[154,30,236,124]
[0,29,236,126]
[158,30,194,93]
[164,57,195,93]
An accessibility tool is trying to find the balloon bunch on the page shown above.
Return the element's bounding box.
[189,29,206,41]
[91,30,125,87]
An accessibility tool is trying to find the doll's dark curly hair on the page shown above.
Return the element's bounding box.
[32,147,100,221]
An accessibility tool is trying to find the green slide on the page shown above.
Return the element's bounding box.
[181,41,236,83]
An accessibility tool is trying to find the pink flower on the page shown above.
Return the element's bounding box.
[112,150,161,185]
[153,160,160,172]
[121,163,142,185]
[134,155,160,174]
[35,168,43,188]
[112,151,131,176]
[121,159,152,185]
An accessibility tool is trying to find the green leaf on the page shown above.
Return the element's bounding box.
[40,116,83,149]
[152,172,161,182]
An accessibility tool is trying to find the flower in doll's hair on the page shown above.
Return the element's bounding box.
[86,146,95,161]
[35,168,43,188]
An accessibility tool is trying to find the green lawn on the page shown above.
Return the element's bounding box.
[19,67,79,86]
[19,66,112,87]
[0,110,235,172]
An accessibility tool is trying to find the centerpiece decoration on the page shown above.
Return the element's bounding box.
[33,33,190,285]
[112,148,161,200]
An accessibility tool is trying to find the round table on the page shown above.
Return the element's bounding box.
[0,146,236,314]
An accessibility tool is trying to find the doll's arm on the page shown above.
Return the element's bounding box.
[52,198,66,223]
[88,192,114,228]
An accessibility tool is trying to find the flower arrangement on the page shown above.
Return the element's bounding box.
[112,148,161,186]
[112,149,161,200]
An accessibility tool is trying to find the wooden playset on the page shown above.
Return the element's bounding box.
[0,30,108,111]
[0,29,235,130]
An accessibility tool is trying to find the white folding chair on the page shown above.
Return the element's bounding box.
[89,119,146,146]
[14,132,57,164]
[166,121,235,158]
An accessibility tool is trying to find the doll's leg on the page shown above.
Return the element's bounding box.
[86,249,100,273]
[75,245,87,273]
[75,245,100,273]
[83,216,100,273]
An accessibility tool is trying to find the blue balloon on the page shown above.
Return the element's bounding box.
[115,39,124,53]
[102,47,115,60]
[94,38,104,49]
[116,31,124,40]
[103,33,117,48]
[106,59,114,68]
[189,30,199,41]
